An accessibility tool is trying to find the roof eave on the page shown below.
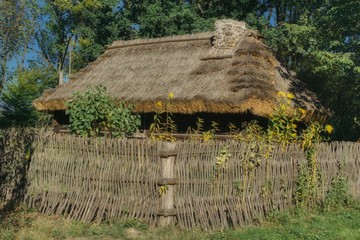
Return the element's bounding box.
[34,97,330,123]
[34,98,275,116]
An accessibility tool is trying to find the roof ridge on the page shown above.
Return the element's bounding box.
[107,32,213,50]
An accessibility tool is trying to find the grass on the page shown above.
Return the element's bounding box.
[1,203,360,240]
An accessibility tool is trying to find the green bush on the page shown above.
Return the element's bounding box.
[324,175,350,211]
[65,85,141,137]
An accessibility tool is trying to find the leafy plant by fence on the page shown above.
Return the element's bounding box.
[23,131,360,230]
[65,85,141,137]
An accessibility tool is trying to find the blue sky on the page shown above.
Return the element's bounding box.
[7,51,38,71]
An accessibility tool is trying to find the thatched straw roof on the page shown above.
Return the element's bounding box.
[34,19,329,121]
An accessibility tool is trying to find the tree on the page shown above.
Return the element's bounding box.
[71,1,135,71]
[33,0,121,84]
[0,0,38,92]
[243,1,360,140]
[189,0,259,20]
[138,1,213,38]
[0,64,57,127]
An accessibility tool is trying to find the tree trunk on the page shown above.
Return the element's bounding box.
[58,68,63,85]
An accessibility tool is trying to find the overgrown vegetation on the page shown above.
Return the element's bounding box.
[149,92,177,141]
[149,91,346,212]
[0,128,36,211]
[228,92,340,210]
[65,85,141,137]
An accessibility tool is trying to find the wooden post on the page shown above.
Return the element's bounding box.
[157,141,177,227]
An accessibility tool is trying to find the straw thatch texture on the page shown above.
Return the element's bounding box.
[33,19,329,121]
[24,131,360,230]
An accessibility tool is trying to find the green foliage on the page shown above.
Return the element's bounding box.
[187,118,220,142]
[189,117,205,139]
[245,1,360,141]
[295,162,312,207]
[299,51,360,140]
[266,95,320,205]
[267,92,301,146]
[201,121,220,142]
[52,0,102,13]
[190,0,259,20]
[138,1,214,38]
[225,92,335,209]
[0,66,57,127]
[323,159,350,211]
[224,120,269,198]
[324,176,350,211]
[65,85,141,137]
[295,121,334,208]
[0,128,35,203]
[70,1,136,71]
[0,0,40,92]
[215,146,231,169]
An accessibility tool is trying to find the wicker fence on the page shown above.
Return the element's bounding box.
[24,132,360,230]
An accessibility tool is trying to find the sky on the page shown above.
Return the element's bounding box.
[7,51,38,71]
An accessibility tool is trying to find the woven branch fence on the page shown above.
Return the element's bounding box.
[23,131,360,230]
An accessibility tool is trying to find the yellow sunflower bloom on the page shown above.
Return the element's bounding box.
[277,91,286,98]
[325,124,333,134]
[287,92,295,99]
[298,108,306,115]
[156,101,162,108]
[168,92,174,99]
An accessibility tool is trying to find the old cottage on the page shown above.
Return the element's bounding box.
[33,19,329,132]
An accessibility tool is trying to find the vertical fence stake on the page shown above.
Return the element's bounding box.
[157,141,177,227]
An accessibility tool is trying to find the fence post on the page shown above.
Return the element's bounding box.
[157,141,177,227]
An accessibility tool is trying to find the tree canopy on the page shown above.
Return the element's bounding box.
[0,0,359,140]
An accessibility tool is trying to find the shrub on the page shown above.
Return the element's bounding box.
[324,175,350,210]
[0,128,35,203]
[65,85,141,137]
